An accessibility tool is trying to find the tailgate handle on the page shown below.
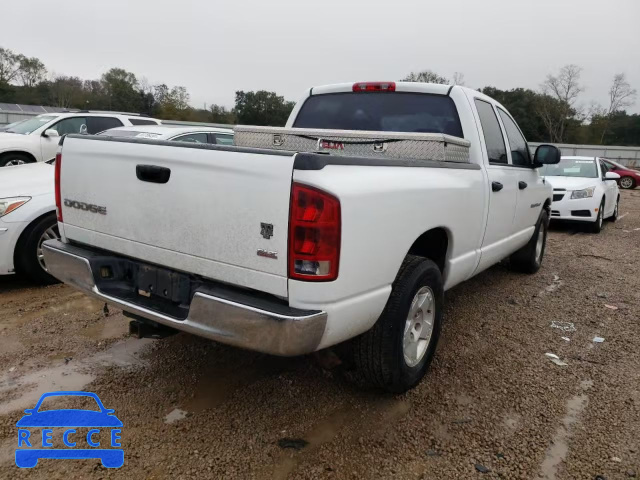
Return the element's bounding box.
[136,165,171,184]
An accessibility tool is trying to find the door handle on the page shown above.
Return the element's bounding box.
[136,165,171,184]
[491,181,503,192]
[518,181,528,190]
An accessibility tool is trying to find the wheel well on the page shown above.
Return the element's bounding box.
[0,150,37,163]
[543,198,551,212]
[407,228,449,273]
[13,210,57,268]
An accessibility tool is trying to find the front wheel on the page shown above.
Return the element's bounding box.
[0,153,33,167]
[589,201,605,233]
[351,255,443,393]
[510,210,548,274]
[15,213,61,284]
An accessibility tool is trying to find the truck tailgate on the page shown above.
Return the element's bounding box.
[59,136,295,297]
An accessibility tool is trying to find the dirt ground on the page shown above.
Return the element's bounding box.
[1,190,639,480]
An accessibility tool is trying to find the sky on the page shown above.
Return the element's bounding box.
[3,0,640,113]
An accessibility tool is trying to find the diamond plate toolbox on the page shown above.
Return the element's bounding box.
[234,126,470,163]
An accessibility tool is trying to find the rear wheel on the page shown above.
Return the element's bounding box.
[619,176,635,189]
[0,153,33,167]
[589,200,605,233]
[510,210,548,274]
[351,255,443,393]
[15,213,61,284]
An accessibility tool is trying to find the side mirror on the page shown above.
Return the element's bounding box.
[533,144,561,167]
[605,171,620,180]
[43,129,60,138]
[79,124,88,135]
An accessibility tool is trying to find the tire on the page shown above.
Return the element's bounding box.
[351,255,443,393]
[14,213,61,284]
[619,176,635,189]
[589,200,605,234]
[0,152,33,167]
[608,197,619,222]
[510,209,549,274]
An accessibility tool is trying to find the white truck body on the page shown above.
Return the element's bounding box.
[43,82,557,387]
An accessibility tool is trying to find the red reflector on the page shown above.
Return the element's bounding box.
[352,82,396,92]
[54,152,62,222]
[289,183,340,281]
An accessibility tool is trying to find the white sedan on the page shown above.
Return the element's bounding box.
[543,156,620,233]
[0,112,161,166]
[98,125,234,144]
[0,125,233,283]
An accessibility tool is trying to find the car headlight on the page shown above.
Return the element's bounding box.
[0,197,31,217]
[570,187,595,199]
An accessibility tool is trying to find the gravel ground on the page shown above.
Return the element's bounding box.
[1,190,639,480]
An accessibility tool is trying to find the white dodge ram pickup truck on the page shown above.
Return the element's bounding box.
[43,82,560,392]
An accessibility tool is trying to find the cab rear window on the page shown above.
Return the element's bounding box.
[293,92,463,138]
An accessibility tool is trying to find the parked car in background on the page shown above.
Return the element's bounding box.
[544,156,620,233]
[601,158,640,190]
[0,111,161,166]
[0,119,26,132]
[0,160,57,282]
[45,81,560,393]
[99,125,234,144]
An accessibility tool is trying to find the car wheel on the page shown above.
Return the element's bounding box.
[15,213,61,284]
[589,200,605,233]
[351,255,443,393]
[0,153,33,167]
[619,176,635,189]
[510,209,549,274]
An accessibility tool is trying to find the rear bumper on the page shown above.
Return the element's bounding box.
[42,240,327,356]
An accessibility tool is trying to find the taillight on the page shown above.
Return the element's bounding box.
[54,152,62,222]
[352,82,396,92]
[289,183,340,281]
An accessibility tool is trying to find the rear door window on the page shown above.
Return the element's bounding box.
[293,92,463,137]
[474,100,507,164]
[87,117,124,134]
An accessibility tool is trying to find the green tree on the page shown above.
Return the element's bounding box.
[17,57,46,88]
[234,90,294,126]
[0,47,21,84]
[401,70,449,84]
[101,68,141,112]
[48,76,84,108]
[208,104,236,124]
[153,84,191,119]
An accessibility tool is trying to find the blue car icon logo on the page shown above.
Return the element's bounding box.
[15,391,123,468]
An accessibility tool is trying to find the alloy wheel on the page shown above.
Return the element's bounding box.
[403,286,435,367]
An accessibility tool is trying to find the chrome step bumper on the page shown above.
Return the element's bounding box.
[42,240,327,356]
